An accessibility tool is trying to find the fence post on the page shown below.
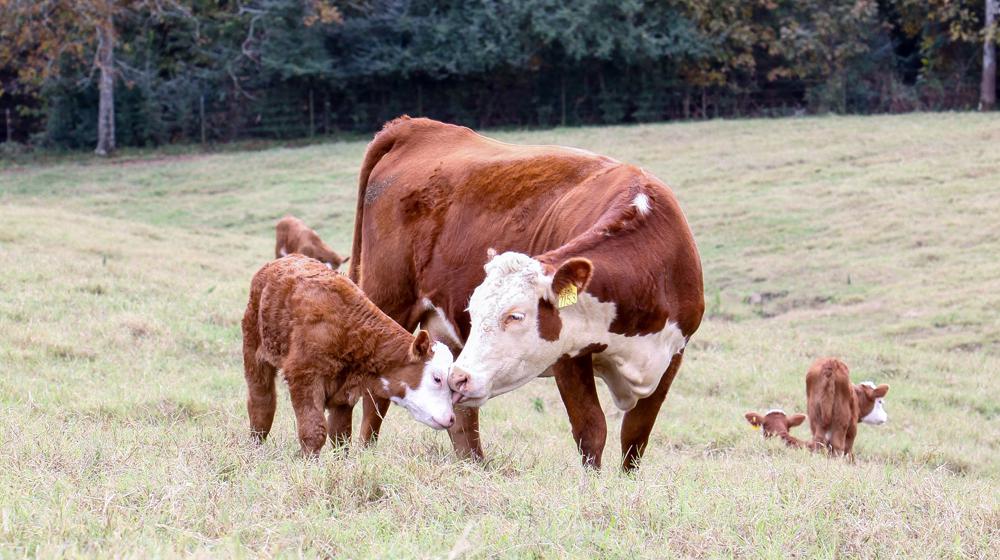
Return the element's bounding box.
[560,75,567,127]
[4,108,11,143]
[309,89,315,138]
[199,94,206,145]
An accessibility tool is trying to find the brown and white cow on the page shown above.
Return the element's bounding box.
[744,409,808,448]
[805,357,889,457]
[345,116,704,470]
[275,215,347,270]
[242,254,455,457]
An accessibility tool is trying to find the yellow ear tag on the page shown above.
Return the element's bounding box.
[557,284,578,309]
[751,424,761,431]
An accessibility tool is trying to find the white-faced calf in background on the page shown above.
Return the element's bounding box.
[745,409,808,449]
[805,357,890,458]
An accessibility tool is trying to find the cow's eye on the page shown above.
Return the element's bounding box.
[433,374,442,385]
[501,311,525,329]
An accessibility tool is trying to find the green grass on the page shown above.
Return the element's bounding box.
[1,112,999,558]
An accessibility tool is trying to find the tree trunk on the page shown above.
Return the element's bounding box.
[95,19,115,156]
[982,0,998,111]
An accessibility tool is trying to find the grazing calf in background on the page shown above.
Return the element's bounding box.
[242,255,456,457]
[805,357,889,457]
[275,215,347,270]
[745,410,808,448]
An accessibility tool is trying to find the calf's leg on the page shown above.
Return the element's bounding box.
[359,393,391,446]
[829,428,848,457]
[326,400,353,450]
[244,347,277,443]
[620,352,683,472]
[287,373,327,457]
[554,354,606,469]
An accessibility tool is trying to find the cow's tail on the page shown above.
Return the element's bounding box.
[349,116,409,283]
[818,359,837,423]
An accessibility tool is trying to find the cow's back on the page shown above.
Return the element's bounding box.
[352,117,703,340]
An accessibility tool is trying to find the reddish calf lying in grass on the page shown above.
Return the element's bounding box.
[242,254,456,456]
[275,215,347,270]
[745,409,808,448]
[805,357,889,458]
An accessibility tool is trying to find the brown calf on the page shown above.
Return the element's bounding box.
[275,215,347,270]
[744,409,808,448]
[805,357,889,457]
[242,254,455,456]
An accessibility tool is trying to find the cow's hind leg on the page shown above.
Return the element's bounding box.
[620,351,684,472]
[554,354,606,469]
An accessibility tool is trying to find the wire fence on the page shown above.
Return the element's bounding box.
[0,78,985,152]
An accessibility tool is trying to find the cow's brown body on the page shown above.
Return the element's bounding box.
[345,116,704,469]
[241,254,448,456]
[805,357,888,457]
[275,215,346,269]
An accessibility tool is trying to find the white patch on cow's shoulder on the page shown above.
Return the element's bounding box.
[279,246,288,257]
[632,192,651,216]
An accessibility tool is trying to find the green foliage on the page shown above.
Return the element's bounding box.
[0,0,991,149]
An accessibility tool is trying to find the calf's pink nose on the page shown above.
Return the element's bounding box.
[438,413,455,428]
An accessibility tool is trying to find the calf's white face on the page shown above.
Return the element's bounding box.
[451,251,592,405]
[391,341,456,429]
[858,381,889,425]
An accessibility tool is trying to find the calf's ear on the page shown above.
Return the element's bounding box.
[551,258,593,300]
[873,384,889,398]
[409,330,433,361]
[744,412,763,427]
[788,413,807,428]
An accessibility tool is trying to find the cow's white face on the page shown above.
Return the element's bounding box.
[450,251,592,405]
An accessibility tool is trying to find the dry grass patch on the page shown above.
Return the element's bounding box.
[1,113,998,558]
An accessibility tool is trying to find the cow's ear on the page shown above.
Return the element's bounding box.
[486,248,497,261]
[873,384,889,398]
[788,413,807,428]
[745,412,763,427]
[551,258,593,302]
[409,330,433,361]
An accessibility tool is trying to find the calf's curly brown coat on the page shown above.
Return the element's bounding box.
[242,255,454,456]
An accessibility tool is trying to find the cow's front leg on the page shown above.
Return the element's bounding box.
[620,351,683,472]
[554,354,606,469]
[447,405,483,460]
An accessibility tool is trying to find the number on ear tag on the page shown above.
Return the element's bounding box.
[557,284,578,309]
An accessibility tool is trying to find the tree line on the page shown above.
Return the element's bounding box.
[1,0,997,155]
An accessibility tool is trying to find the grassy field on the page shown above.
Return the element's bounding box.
[1,113,998,558]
